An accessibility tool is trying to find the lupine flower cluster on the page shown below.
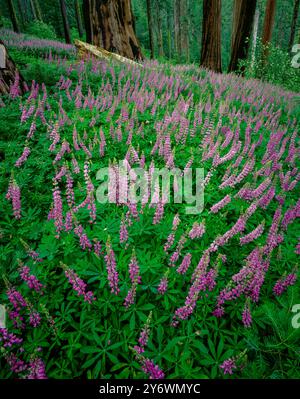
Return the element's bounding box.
[19,264,43,293]
[273,272,297,296]
[62,263,96,304]
[104,238,120,295]
[6,178,21,219]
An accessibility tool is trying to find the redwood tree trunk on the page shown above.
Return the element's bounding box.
[228,0,257,72]
[262,0,276,46]
[180,0,189,61]
[231,0,242,51]
[288,0,300,53]
[0,39,25,95]
[60,0,72,44]
[200,0,222,73]
[29,0,37,20]
[75,0,84,38]
[7,0,20,33]
[174,0,181,57]
[146,0,154,59]
[82,0,143,61]
[156,0,164,57]
[17,0,26,27]
[33,0,43,21]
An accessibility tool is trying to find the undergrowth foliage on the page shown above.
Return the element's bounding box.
[0,30,299,379]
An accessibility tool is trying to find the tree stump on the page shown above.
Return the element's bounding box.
[0,39,25,96]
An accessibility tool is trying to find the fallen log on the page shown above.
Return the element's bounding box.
[74,39,143,68]
[0,39,26,96]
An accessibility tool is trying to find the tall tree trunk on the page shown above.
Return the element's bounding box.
[231,0,242,51]
[7,0,20,33]
[82,0,143,61]
[167,7,173,59]
[146,0,155,59]
[33,0,43,21]
[156,0,164,57]
[289,0,300,53]
[75,0,84,38]
[262,0,276,46]
[200,0,222,73]
[174,0,181,57]
[251,7,259,69]
[228,0,257,73]
[60,0,72,44]
[82,0,92,43]
[29,0,37,20]
[0,39,25,95]
[180,0,189,62]
[17,0,26,27]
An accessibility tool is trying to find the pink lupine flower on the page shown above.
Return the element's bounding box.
[120,216,129,244]
[6,179,21,219]
[240,222,265,245]
[153,201,164,224]
[189,222,205,239]
[64,265,96,303]
[177,253,192,274]
[258,186,275,209]
[164,232,175,252]
[66,171,75,208]
[74,224,92,250]
[27,120,36,139]
[210,195,231,214]
[27,358,47,379]
[242,302,252,328]
[15,146,30,167]
[141,359,165,379]
[104,238,120,295]
[93,240,102,256]
[71,156,80,174]
[52,180,63,237]
[19,265,43,293]
[124,284,137,308]
[164,214,180,251]
[7,353,28,374]
[129,251,141,284]
[220,358,237,375]
[7,288,27,310]
[99,128,106,157]
[281,199,300,230]
[273,272,297,296]
[53,140,71,164]
[29,310,41,327]
[137,312,152,351]
[0,329,23,348]
[170,234,186,266]
[157,277,168,295]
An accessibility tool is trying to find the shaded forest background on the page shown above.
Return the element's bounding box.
[0,0,299,70]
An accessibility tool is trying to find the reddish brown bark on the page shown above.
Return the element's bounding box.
[146,0,154,59]
[0,39,25,96]
[60,0,72,44]
[262,0,276,46]
[228,0,257,72]
[83,0,143,61]
[200,0,222,73]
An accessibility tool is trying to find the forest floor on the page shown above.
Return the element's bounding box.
[0,29,299,379]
